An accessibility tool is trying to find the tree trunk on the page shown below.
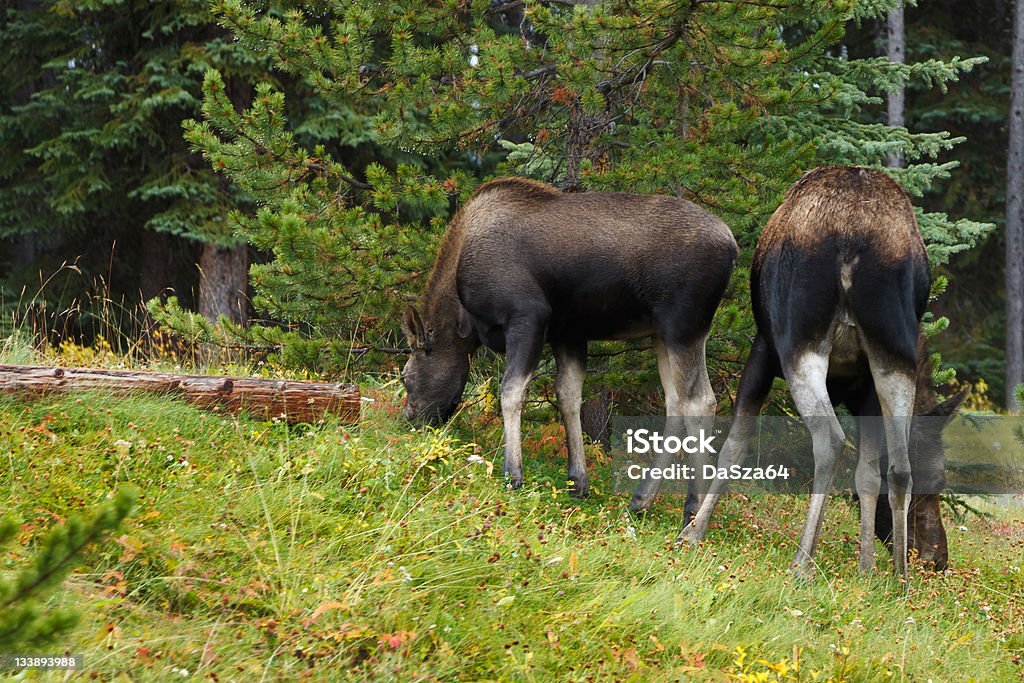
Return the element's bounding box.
[198,242,249,325]
[1007,0,1024,411]
[886,5,906,169]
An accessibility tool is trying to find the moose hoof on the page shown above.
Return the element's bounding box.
[789,560,817,581]
[568,477,590,499]
[676,526,702,547]
[502,464,524,490]
[628,495,655,516]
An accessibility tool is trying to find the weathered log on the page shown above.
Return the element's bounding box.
[0,364,359,424]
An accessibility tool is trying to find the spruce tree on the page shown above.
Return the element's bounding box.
[0,487,137,651]
[843,1,1018,406]
[0,1,282,335]
[171,0,989,379]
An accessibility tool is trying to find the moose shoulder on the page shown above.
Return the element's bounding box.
[401,177,738,500]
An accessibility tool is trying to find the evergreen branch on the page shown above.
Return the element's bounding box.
[521,65,558,80]
[597,25,685,94]
[304,161,374,190]
[487,0,579,13]
[3,487,138,611]
[695,0,790,8]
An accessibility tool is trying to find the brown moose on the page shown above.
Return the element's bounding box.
[401,177,737,511]
[678,166,965,577]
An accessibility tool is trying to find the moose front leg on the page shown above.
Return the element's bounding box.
[872,371,916,581]
[553,341,589,497]
[856,412,885,574]
[499,313,548,489]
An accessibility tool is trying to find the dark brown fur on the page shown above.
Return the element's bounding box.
[755,166,925,269]
[402,177,737,502]
[681,166,965,577]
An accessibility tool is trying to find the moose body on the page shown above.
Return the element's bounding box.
[679,166,964,577]
[401,178,737,501]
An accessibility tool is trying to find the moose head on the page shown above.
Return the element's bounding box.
[400,304,477,426]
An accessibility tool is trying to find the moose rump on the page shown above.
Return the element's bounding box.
[401,178,737,503]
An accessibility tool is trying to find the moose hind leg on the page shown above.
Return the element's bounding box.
[629,336,715,515]
[674,335,718,523]
[500,313,548,489]
[786,350,846,578]
[680,333,778,544]
[864,351,916,580]
[856,408,885,574]
[553,341,589,497]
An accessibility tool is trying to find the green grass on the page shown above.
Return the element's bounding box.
[1,378,1022,681]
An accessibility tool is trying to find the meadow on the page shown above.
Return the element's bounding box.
[2,368,1023,681]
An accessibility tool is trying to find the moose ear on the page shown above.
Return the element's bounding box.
[929,387,969,424]
[402,306,427,349]
[456,305,474,339]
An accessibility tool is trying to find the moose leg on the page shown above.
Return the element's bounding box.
[628,339,681,513]
[676,336,718,522]
[865,357,916,580]
[856,403,884,574]
[787,350,847,578]
[679,333,778,544]
[553,341,589,497]
[629,336,715,514]
[500,313,549,489]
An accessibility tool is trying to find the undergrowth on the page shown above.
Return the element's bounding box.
[1,372,1022,681]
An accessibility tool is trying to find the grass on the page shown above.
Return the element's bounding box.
[1,373,1023,681]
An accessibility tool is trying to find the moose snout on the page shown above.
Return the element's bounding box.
[403,398,454,427]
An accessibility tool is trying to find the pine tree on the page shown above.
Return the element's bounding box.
[842,0,1017,406]
[170,0,989,379]
[0,487,137,651]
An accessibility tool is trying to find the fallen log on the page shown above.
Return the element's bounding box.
[0,364,360,425]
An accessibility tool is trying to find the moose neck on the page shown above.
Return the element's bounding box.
[421,217,480,356]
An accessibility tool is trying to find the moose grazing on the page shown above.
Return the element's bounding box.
[401,177,738,504]
[678,166,965,578]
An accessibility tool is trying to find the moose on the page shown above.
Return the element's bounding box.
[677,166,965,578]
[401,177,738,506]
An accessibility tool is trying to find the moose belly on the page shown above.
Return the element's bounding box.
[545,284,654,342]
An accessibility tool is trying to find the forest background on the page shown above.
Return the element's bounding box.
[0,0,1020,412]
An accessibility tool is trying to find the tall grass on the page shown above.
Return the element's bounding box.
[0,259,201,371]
[0,375,1021,681]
